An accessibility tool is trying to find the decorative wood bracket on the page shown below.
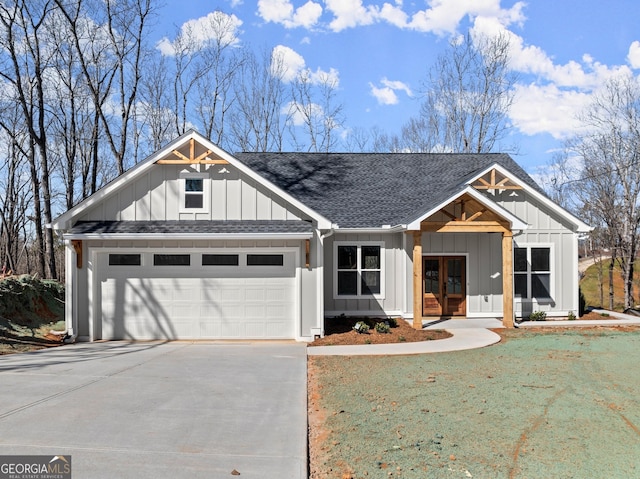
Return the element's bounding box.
[71,240,83,268]
[472,168,522,192]
[305,239,310,268]
[155,138,230,165]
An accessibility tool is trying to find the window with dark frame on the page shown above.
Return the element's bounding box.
[153,254,191,266]
[246,254,284,266]
[202,254,239,266]
[336,244,382,296]
[184,178,204,209]
[109,254,141,266]
[514,247,550,299]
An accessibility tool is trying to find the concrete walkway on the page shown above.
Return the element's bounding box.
[307,318,504,356]
[307,313,640,356]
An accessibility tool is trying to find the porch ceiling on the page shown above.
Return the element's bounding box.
[420,193,510,233]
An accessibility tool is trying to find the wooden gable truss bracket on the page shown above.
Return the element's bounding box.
[71,240,83,268]
[439,199,488,223]
[155,138,230,165]
[472,168,522,193]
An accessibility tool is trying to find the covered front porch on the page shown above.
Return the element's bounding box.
[407,185,527,329]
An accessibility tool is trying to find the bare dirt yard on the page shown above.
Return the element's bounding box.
[308,326,640,479]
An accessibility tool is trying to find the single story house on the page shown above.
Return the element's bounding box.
[51,130,591,342]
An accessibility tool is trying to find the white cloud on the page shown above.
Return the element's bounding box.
[407,0,526,36]
[381,78,412,97]
[156,11,242,56]
[370,83,399,105]
[628,41,640,69]
[258,0,322,28]
[272,45,339,86]
[324,0,379,32]
[272,45,306,82]
[369,78,411,105]
[510,84,591,139]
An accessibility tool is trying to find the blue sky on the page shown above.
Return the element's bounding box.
[153,0,640,178]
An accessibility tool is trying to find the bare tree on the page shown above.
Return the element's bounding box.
[229,48,287,152]
[193,11,242,147]
[407,32,516,153]
[54,0,155,175]
[0,0,58,278]
[138,55,174,151]
[567,74,640,310]
[287,68,344,152]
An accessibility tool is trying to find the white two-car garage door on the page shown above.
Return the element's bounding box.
[96,250,297,340]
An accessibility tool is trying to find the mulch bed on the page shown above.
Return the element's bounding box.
[308,316,451,346]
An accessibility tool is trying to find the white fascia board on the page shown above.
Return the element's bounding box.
[407,185,528,231]
[63,232,314,241]
[51,130,332,230]
[51,133,192,230]
[332,225,407,234]
[467,163,592,233]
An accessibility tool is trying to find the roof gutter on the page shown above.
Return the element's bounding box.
[63,232,314,241]
[328,225,408,234]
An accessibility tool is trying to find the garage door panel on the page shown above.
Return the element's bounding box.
[98,251,297,340]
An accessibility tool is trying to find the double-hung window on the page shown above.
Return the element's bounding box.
[335,242,384,298]
[179,172,209,213]
[514,246,552,299]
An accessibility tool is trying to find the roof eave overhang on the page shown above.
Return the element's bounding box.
[466,163,592,233]
[330,225,408,234]
[407,185,528,231]
[64,232,314,241]
[51,130,332,231]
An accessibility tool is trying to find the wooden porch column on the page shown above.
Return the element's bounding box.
[412,231,423,329]
[502,230,514,328]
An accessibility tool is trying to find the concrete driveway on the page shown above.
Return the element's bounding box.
[0,341,308,479]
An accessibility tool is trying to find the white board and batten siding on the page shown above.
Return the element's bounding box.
[77,164,305,223]
[68,161,321,341]
[323,232,405,317]
[494,188,581,316]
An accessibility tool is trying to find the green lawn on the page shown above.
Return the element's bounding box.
[309,328,640,479]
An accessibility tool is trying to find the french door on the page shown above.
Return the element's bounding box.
[423,256,466,316]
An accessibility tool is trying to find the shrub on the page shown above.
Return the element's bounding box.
[353,321,370,334]
[529,310,547,321]
[387,317,398,327]
[398,335,406,342]
[567,311,577,321]
[578,287,586,317]
[375,321,390,334]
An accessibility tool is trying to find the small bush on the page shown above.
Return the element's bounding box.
[567,311,577,321]
[578,287,586,317]
[364,338,371,344]
[375,321,390,334]
[353,321,370,334]
[387,317,398,327]
[529,310,547,321]
[398,335,406,342]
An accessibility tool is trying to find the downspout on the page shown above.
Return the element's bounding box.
[314,228,336,339]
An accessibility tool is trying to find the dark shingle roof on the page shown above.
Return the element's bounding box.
[70,220,313,236]
[234,152,542,228]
